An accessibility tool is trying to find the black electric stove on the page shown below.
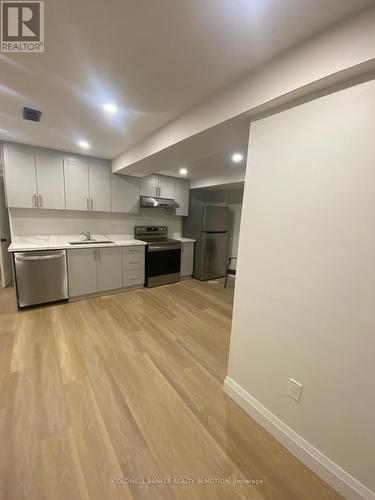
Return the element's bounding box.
[135,226,181,287]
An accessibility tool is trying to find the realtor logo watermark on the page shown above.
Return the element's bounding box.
[1,1,44,52]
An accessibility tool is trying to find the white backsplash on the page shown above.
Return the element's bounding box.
[9,208,182,238]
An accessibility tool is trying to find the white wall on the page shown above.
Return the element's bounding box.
[9,208,182,237]
[226,79,375,496]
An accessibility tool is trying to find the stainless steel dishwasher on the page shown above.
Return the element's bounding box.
[14,250,68,308]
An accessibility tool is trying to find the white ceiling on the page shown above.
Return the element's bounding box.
[159,144,247,186]
[0,0,372,160]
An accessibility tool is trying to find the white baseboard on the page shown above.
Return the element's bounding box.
[224,377,375,500]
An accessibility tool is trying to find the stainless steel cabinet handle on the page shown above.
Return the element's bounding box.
[15,252,65,261]
[91,198,93,211]
[39,194,43,208]
[32,194,37,208]
[87,198,90,210]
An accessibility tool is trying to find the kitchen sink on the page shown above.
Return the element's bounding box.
[69,240,114,245]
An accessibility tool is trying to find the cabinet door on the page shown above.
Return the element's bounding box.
[35,155,65,210]
[97,247,123,292]
[140,175,158,197]
[64,159,89,211]
[4,150,37,208]
[174,178,190,216]
[89,161,111,212]
[67,249,97,297]
[158,175,175,199]
[111,174,140,213]
[181,242,194,277]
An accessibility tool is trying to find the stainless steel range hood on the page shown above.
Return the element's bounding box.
[140,196,179,209]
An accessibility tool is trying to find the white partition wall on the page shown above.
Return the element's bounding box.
[225,79,375,499]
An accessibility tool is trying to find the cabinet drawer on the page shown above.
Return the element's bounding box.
[123,269,144,288]
[123,246,145,256]
[123,252,144,270]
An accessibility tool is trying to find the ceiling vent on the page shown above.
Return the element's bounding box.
[23,107,42,122]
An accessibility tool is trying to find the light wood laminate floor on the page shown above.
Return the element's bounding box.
[0,279,342,500]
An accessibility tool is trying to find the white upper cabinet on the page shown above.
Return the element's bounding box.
[88,161,111,212]
[139,173,190,215]
[64,158,89,211]
[140,174,175,199]
[4,149,65,210]
[140,175,158,197]
[3,143,185,214]
[111,174,140,213]
[35,155,65,210]
[65,158,111,212]
[158,175,175,199]
[174,178,190,216]
[4,150,37,208]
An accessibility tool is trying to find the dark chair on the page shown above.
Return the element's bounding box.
[224,257,237,288]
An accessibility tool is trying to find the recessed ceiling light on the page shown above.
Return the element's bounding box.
[232,152,244,163]
[103,103,117,114]
[179,167,188,176]
[78,140,90,149]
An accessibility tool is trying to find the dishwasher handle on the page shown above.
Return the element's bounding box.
[15,252,66,262]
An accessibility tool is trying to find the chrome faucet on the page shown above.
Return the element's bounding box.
[81,231,92,241]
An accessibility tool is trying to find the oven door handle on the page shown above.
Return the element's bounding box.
[148,245,181,252]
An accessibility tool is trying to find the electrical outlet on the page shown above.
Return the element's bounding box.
[288,378,303,402]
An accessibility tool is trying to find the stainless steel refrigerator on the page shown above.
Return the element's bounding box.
[183,200,229,280]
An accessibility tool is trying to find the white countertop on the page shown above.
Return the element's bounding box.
[8,234,147,252]
[8,233,195,252]
[171,235,196,243]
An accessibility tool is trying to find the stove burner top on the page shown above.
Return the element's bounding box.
[134,226,181,249]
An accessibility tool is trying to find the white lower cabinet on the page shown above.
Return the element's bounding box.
[67,246,145,298]
[123,268,145,287]
[123,246,145,286]
[67,249,98,297]
[180,242,194,277]
[97,247,123,292]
